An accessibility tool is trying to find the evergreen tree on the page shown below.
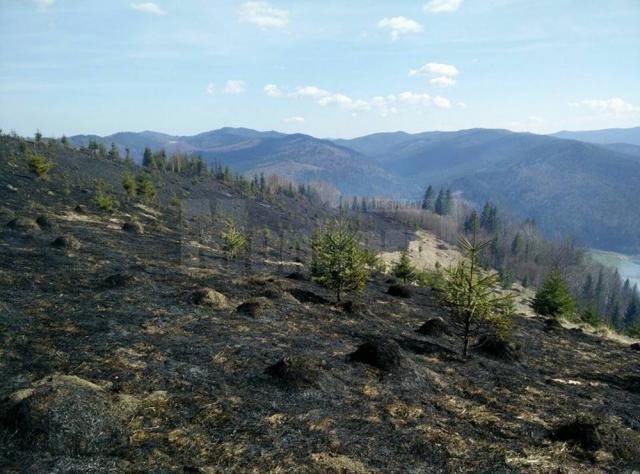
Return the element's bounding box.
[581,304,601,326]
[438,213,514,358]
[434,188,445,215]
[511,233,524,256]
[136,172,156,203]
[443,188,453,215]
[220,218,247,258]
[422,185,436,211]
[142,147,153,167]
[121,171,137,198]
[392,251,416,284]
[311,217,369,302]
[531,268,576,318]
[108,142,120,161]
[624,289,639,329]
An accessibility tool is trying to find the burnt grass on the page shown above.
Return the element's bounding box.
[1,137,640,472]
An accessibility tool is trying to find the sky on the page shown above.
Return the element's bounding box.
[0,0,639,138]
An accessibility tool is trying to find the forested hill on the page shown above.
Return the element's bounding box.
[68,126,640,253]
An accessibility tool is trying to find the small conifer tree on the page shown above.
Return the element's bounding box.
[439,213,514,358]
[393,251,416,284]
[311,217,369,302]
[531,268,576,318]
[220,218,247,258]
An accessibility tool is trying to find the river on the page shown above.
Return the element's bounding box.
[590,250,640,289]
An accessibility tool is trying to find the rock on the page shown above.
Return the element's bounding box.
[35,215,53,230]
[0,375,128,455]
[544,318,563,332]
[286,271,309,281]
[6,217,40,232]
[349,337,405,372]
[236,297,273,317]
[51,236,81,250]
[102,273,136,289]
[416,317,451,337]
[474,334,521,362]
[74,205,87,214]
[6,184,18,193]
[190,288,228,309]
[630,343,640,351]
[265,356,329,390]
[121,221,143,234]
[387,284,412,298]
[550,414,640,462]
[288,288,329,305]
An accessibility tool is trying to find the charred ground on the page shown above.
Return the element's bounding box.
[0,137,639,473]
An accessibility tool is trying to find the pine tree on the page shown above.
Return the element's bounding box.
[220,218,247,258]
[121,171,137,198]
[136,172,156,203]
[422,185,436,211]
[624,288,639,329]
[434,188,445,215]
[531,268,576,318]
[393,251,416,284]
[443,188,453,215]
[142,147,153,167]
[108,143,120,161]
[311,217,369,302]
[438,213,514,358]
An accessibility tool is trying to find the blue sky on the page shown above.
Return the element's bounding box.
[1,0,639,138]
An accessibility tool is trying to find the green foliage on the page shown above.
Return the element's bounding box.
[136,172,156,203]
[220,218,247,258]
[392,251,416,284]
[362,248,385,273]
[25,151,53,179]
[92,181,119,211]
[121,171,137,198]
[170,193,180,207]
[581,304,601,327]
[438,215,514,358]
[311,217,369,302]
[416,268,445,289]
[531,268,576,318]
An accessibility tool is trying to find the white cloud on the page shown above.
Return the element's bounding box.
[569,98,635,114]
[377,16,423,41]
[429,76,456,87]
[28,0,55,9]
[409,62,459,77]
[457,101,467,109]
[223,80,246,94]
[423,0,462,13]
[239,1,289,29]
[291,86,331,99]
[264,84,283,97]
[130,2,166,16]
[205,83,215,96]
[284,116,305,123]
[433,96,452,109]
[398,92,432,106]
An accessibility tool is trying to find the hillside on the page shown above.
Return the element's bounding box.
[551,127,640,146]
[71,127,640,253]
[69,129,398,197]
[1,135,640,472]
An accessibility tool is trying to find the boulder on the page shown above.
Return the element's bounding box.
[544,318,563,332]
[339,300,365,314]
[286,271,309,281]
[630,343,640,352]
[288,288,329,305]
[74,204,87,214]
[0,375,128,455]
[416,317,451,337]
[35,215,53,230]
[349,337,405,372]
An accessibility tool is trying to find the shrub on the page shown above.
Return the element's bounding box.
[92,181,118,211]
[220,217,247,258]
[311,217,369,302]
[438,214,514,358]
[121,171,136,198]
[136,172,156,203]
[170,193,180,207]
[26,151,53,179]
[392,251,416,284]
[531,268,576,318]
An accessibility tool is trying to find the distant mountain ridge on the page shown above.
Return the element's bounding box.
[69,126,640,253]
[551,127,640,146]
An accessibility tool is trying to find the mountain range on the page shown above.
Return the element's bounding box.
[68,126,640,253]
